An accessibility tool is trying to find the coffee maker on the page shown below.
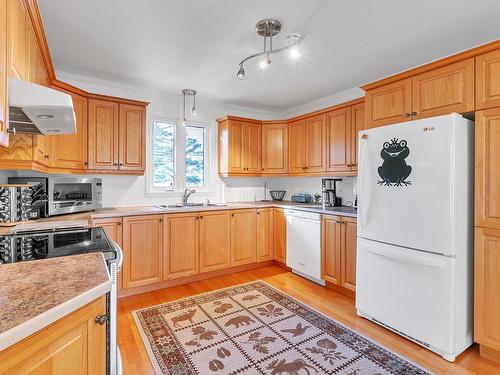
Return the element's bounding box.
[322,178,342,207]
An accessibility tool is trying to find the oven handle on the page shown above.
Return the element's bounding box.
[110,240,123,272]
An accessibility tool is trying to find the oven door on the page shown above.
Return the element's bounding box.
[48,177,101,215]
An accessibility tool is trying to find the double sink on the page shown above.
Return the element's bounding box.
[155,202,228,209]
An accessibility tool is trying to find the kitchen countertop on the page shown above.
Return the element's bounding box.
[90,201,357,219]
[0,252,111,351]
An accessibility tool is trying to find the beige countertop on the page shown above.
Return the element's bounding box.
[0,252,111,351]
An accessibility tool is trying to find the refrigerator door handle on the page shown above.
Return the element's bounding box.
[358,136,368,230]
[364,245,447,268]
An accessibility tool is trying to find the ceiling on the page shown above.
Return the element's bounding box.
[39,0,500,112]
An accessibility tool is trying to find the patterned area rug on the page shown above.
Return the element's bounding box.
[133,281,430,374]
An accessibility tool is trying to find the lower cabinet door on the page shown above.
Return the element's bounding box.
[273,208,287,263]
[0,296,106,375]
[341,217,357,291]
[164,213,199,279]
[122,215,163,288]
[93,217,123,291]
[322,216,341,284]
[257,208,274,261]
[230,209,257,266]
[475,227,500,351]
[199,210,231,273]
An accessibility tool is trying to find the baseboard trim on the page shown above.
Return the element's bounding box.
[118,261,275,298]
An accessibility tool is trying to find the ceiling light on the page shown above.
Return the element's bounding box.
[181,89,197,124]
[236,65,245,80]
[236,18,304,80]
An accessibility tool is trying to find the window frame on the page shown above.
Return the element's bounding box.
[147,116,211,196]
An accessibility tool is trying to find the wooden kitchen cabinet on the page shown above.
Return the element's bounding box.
[261,121,288,174]
[412,58,474,119]
[365,78,412,128]
[322,215,357,291]
[88,99,119,170]
[305,113,327,173]
[476,108,500,229]
[322,216,341,284]
[7,0,26,80]
[93,217,123,291]
[341,217,357,291]
[122,215,163,289]
[164,212,199,279]
[118,103,146,171]
[350,102,365,170]
[230,209,257,266]
[475,227,500,353]
[327,107,351,173]
[217,117,261,176]
[0,296,106,375]
[0,0,7,147]
[476,48,500,110]
[287,119,306,174]
[273,208,287,264]
[199,210,231,273]
[50,90,88,170]
[257,208,274,262]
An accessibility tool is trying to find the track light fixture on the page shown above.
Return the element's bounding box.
[182,89,197,125]
[236,19,304,80]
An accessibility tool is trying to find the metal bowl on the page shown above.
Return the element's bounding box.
[269,190,286,201]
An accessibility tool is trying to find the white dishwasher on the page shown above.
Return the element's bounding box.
[285,209,325,285]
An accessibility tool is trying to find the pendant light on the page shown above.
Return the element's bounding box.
[181,89,197,125]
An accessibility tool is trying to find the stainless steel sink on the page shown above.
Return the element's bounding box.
[155,203,227,210]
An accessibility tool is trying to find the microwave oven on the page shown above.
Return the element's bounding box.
[8,176,102,216]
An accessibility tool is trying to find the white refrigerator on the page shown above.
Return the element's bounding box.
[355,113,474,362]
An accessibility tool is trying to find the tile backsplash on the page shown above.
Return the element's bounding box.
[222,176,357,206]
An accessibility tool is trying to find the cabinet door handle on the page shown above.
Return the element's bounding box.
[84,161,88,166]
[95,315,108,325]
[113,163,118,166]
[411,111,417,116]
[200,216,203,219]
[119,163,124,166]
[404,113,411,117]
[44,154,50,159]
[231,213,234,217]
[117,222,121,225]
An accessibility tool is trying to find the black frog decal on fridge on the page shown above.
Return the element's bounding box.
[377,138,412,187]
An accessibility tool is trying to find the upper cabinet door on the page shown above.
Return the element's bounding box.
[51,90,88,170]
[365,78,412,128]
[262,122,288,174]
[412,58,474,119]
[305,113,327,173]
[244,122,261,174]
[476,49,500,110]
[118,104,146,171]
[0,0,7,147]
[327,107,350,173]
[476,108,500,229]
[288,119,306,174]
[350,102,365,170]
[228,120,244,173]
[7,0,26,80]
[88,99,119,170]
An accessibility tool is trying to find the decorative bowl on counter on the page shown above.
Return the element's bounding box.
[270,190,286,201]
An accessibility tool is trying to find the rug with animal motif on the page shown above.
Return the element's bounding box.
[133,281,430,375]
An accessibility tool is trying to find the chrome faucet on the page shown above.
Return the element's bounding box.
[182,188,196,204]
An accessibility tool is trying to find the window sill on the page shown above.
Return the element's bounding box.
[146,190,217,198]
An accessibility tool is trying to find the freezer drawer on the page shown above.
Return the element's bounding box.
[356,238,460,358]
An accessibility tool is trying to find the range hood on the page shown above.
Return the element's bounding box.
[8,77,76,135]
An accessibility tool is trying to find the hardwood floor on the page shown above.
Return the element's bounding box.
[117,265,500,374]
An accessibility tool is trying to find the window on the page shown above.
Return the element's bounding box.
[185,125,205,187]
[152,121,175,188]
[149,118,210,194]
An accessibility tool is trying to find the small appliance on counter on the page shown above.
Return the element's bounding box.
[322,178,342,207]
[290,193,312,203]
[0,184,33,226]
[8,176,102,217]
